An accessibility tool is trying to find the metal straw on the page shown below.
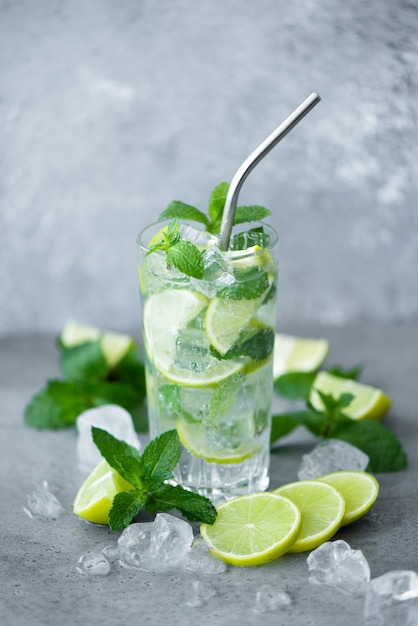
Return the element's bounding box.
[218,92,321,250]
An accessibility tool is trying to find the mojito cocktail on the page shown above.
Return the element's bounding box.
[137,197,278,501]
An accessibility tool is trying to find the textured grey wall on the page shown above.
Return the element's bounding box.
[1,0,417,336]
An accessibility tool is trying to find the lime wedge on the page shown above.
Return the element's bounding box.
[176,418,257,464]
[205,297,264,356]
[200,492,302,566]
[143,289,242,385]
[273,480,345,552]
[61,321,133,369]
[73,459,134,525]
[273,334,329,379]
[317,471,379,526]
[310,371,392,421]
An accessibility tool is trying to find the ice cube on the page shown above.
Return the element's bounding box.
[180,224,217,247]
[190,245,235,298]
[182,536,228,574]
[297,439,369,480]
[185,579,217,608]
[76,551,111,576]
[364,570,418,625]
[253,584,292,613]
[23,480,64,520]
[101,543,120,564]
[118,514,193,571]
[76,405,141,471]
[307,540,370,595]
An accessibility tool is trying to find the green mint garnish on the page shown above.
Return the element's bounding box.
[211,327,275,361]
[91,427,217,530]
[151,182,272,279]
[217,267,270,300]
[24,340,147,432]
[271,374,408,472]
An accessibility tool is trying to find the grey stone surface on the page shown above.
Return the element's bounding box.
[1,320,417,625]
[1,0,418,336]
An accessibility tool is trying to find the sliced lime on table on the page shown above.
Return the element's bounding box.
[317,470,379,526]
[73,459,134,525]
[200,492,302,566]
[61,321,133,369]
[273,334,329,379]
[310,371,392,421]
[143,289,243,385]
[273,480,345,553]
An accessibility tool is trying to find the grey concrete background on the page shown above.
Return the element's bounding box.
[1,0,418,337]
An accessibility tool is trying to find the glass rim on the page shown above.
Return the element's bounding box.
[137,218,279,258]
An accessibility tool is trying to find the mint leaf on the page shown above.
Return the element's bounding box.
[234,205,271,224]
[166,240,204,279]
[326,364,363,380]
[112,455,144,489]
[159,201,210,227]
[332,419,408,472]
[274,372,317,399]
[146,483,217,524]
[92,427,141,468]
[221,328,275,361]
[217,267,269,300]
[271,409,329,444]
[108,491,148,531]
[139,430,182,491]
[112,345,146,390]
[230,227,270,251]
[24,380,91,429]
[57,340,109,382]
[159,384,198,424]
[208,181,229,232]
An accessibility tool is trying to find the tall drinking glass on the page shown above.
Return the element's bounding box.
[137,219,279,502]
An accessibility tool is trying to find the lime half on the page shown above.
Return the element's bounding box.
[61,321,133,369]
[273,334,329,379]
[310,371,392,421]
[274,480,345,552]
[317,471,379,526]
[73,459,134,525]
[200,492,302,566]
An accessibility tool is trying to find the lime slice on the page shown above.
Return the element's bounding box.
[310,371,392,421]
[200,492,302,566]
[273,480,345,552]
[205,297,264,355]
[176,418,257,464]
[73,459,134,525]
[317,471,379,526]
[61,321,133,369]
[143,289,242,385]
[227,245,273,270]
[273,334,329,379]
[61,321,101,346]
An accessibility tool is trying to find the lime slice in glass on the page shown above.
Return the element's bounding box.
[200,492,301,566]
[310,371,392,421]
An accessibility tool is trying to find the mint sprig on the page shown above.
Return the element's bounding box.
[24,340,147,431]
[271,372,407,472]
[146,218,204,279]
[91,427,217,530]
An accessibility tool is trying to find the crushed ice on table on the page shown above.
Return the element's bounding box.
[23,480,64,520]
[190,245,235,298]
[364,570,418,625]
[76,405,141,471]
[118,513,193,571]
[307,540,371,595]
[185,579,217,608]
[182,535,228,574]
[297,438,370,480]
[101,543,120,564]
[253,584,292,613]
[76,551,111,576]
